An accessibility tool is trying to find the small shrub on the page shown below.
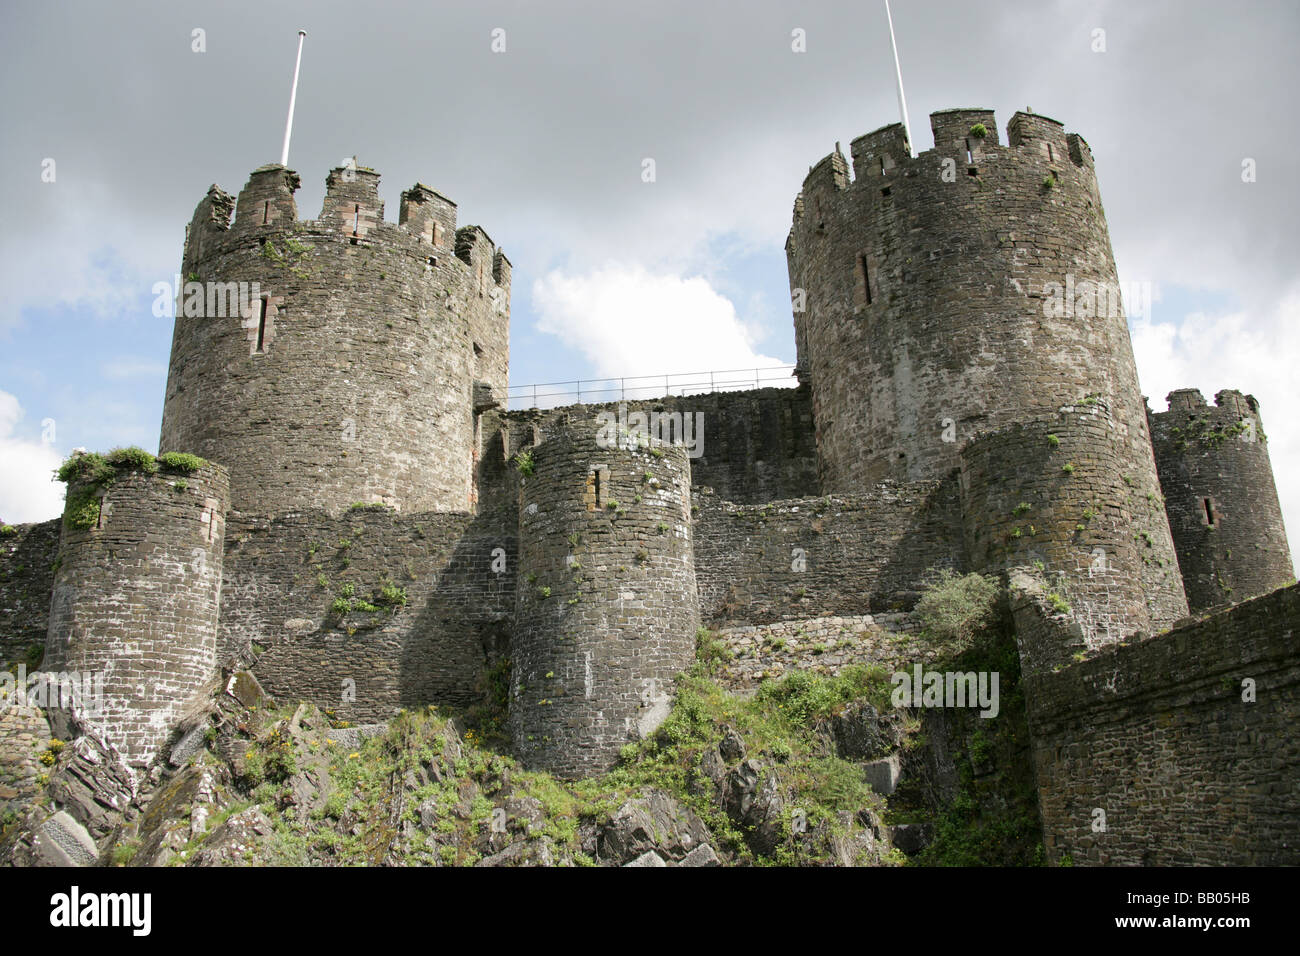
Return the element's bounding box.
[914,569,1000,653]
[969,122,987,138]
[157,452,206,474]
[1046,434,1059,447]
[514,450,535,476]
[0,525,17,536]
[1061,462,1075,474]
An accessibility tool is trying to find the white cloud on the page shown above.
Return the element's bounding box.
[0,391,63,524]
[531,264,793,396]
[1132,290,1300,561]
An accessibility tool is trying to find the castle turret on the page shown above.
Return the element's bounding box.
[43,455,228,768]
[510,416,699,778]
[787,109,1187,629]
[960,402,1158,673]
[1150,388,1294,613]
[159,163,511,516]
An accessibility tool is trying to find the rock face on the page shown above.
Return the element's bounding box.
[597,791,713,865]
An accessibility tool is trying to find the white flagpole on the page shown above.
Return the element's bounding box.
[279,30,308,167]
[884,1,915,157]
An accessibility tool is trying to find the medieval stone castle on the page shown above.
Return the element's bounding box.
[2,107,1296,865]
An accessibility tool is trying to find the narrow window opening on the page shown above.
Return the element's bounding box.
[965,139,973,164]
[594,469,601,504]
[352,204,360,236]
[94,496,105,530]
[1203,497,1216,526]
[349,237,359,245]
[1047,143,1055,162]
[262,201,270,225]
[857,255,872,306]
[881,186,892,197]
[967,167,978,176]
[255,297,268,353]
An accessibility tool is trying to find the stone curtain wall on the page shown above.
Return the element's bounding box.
[503,387,818,505]
[0,706,52,816]
[1150,388,1294,614]
[160,163,510,516]
[710,613,932,690]
[43,464,228,768]
[221,506,516,723]
[510,418,699,778]
[1022,583,1300,865]
[693,478,965,626]
[0,519,59,664]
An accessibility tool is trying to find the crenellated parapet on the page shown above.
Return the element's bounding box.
[160,163,512,516]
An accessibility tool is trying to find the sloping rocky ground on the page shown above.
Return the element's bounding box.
[1,578,1042,867]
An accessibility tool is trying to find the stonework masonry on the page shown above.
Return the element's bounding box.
[159,163,510,517]
[1150,388,1294,614]
[1,109,1297,861]
[43,463,228,769]
[1021,583,1300,865]
[509,418,699,778]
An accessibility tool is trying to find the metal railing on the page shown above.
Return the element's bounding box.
[507,365,798,410]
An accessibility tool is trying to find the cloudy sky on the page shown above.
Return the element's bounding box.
[1,0,1297,558]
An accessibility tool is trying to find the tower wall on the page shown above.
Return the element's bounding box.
[510,417,698,778]
[960,403,1161,672]
[44,461,228,767]
[159,164,511,516]
[787,108,1186,628]
[1150,389,1294,614]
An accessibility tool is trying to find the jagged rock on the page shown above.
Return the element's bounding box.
[890,822,934,856]
[224,671,266,709]
[719,726,745,762]
[474,839,555,867]
[624,850,667,867]
[723,759,785,855]
[132,764,227,867]
[822,701,902,761]
[46,735,136,842]
[597,790,712,864]
[32,811,98,866]
[678,843,720,867]
[169,724,210,768]
[863,754,902,796]
[188,808,273,866]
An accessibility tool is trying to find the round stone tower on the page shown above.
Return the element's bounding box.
[787,108,1186,628]
[44,456,228,768]
[1150,388,1294,614]
[510,415,699,778]
[960,402,1160,668]
[159,163,511,516]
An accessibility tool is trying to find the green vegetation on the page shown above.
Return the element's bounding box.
[968,123,988,139]
[513,450,535,476]
[1061,462,1075,474]
[0,525,17,536]
[913,569,1000,655]
[349,502,394,512]
[1046,434,1059,448]
[157,451,207,474]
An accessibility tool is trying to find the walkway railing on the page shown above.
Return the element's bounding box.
[506,365,798,410]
